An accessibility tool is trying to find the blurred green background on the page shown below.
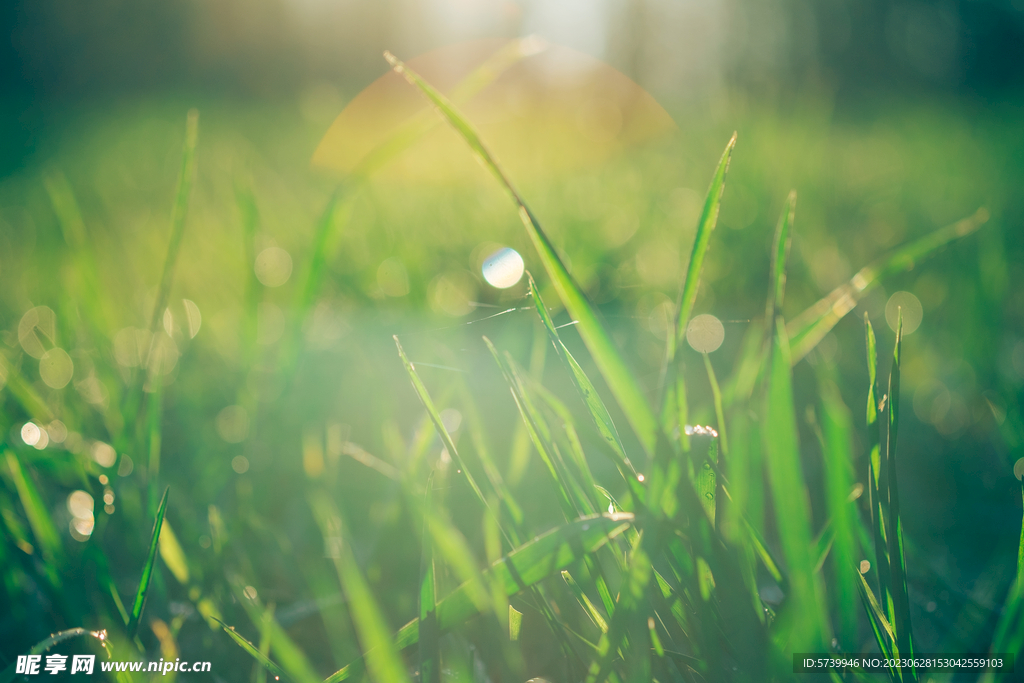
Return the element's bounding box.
[2,0,1024,679]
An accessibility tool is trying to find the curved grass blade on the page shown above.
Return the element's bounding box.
[215,618,289,682]
[323,513,633,682]
[127,486,169,639]
[311,494,412,683]
[885,311,916,677]
[0,356,54,423]
[384,51,658,455]
[787,208,988,363]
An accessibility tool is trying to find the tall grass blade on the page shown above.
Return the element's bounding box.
[127,486,169,639]
[864,315,892,627]
[816,364,858,647]
[885,311,916,677]
[529,274,635,476]
[766,191,796,328]
[148,109,199,336]
[764,319,830,650]
[418,477,439,683]
[394,336,495,520]
[787,208,988,363]
[216,618,290,683]
[311,494,412,683]
[323,513,633,682]
[384,51,658,455]
[659,134,736,437]
[672,133,737,359]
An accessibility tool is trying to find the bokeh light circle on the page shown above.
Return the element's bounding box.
[481,247,525,289]
[39,348,74,388]
[1014,457,1024,481]
[254,247,293,287]
[885,291,923,335]
[686,314,725,353]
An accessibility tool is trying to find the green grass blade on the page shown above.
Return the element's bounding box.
[127,486,169,639]
[311,494,412,683]
[816,365,858,648]
[394,335,496,520]
[766,191,796,328]
[673,133,737,352]
[702,352,729,456]
[508,605,523,641]
[3,451,62,566]
[216,618,290,682]
[529,274,636,476]
[885,311,916,675]
[419,478,439,683]
[482,337,582,518]
[787,208,988,363]
[562,570,609,633]
[384,51,659,455]
[256,604,275,683]
[227,575,321,683]
[855,571,898,682]
[764,319,830,650]
[149,109,199,334]
[864,315,892,626]
[322,513,633,682]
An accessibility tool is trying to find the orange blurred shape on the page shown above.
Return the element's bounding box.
[312,37,677,183]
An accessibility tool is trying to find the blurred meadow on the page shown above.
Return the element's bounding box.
[2,1,1024,681]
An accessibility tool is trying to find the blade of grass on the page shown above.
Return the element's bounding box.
[659,133,736,444]
[310,493,412,683]
[766,191,796,331]
[384,51,659,455]
[127,486,169,639]
[529,274,636,476]
[702,352,728,456]
[671,134,737,362]
[3,451,62,568]
[395,335,500,526]
[855,570,898,682]
[215,618,289,682]
[562,570,610,633]
[865,314,893,628]
[885,311,916,677]
[419,476,439,683]
[764,319,830,650]
[816,364,859,648]
[787,208,988,363]
[322,512,633,682]
[256,604,275,683]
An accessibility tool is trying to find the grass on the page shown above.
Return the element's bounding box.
[1,47,1023,683]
